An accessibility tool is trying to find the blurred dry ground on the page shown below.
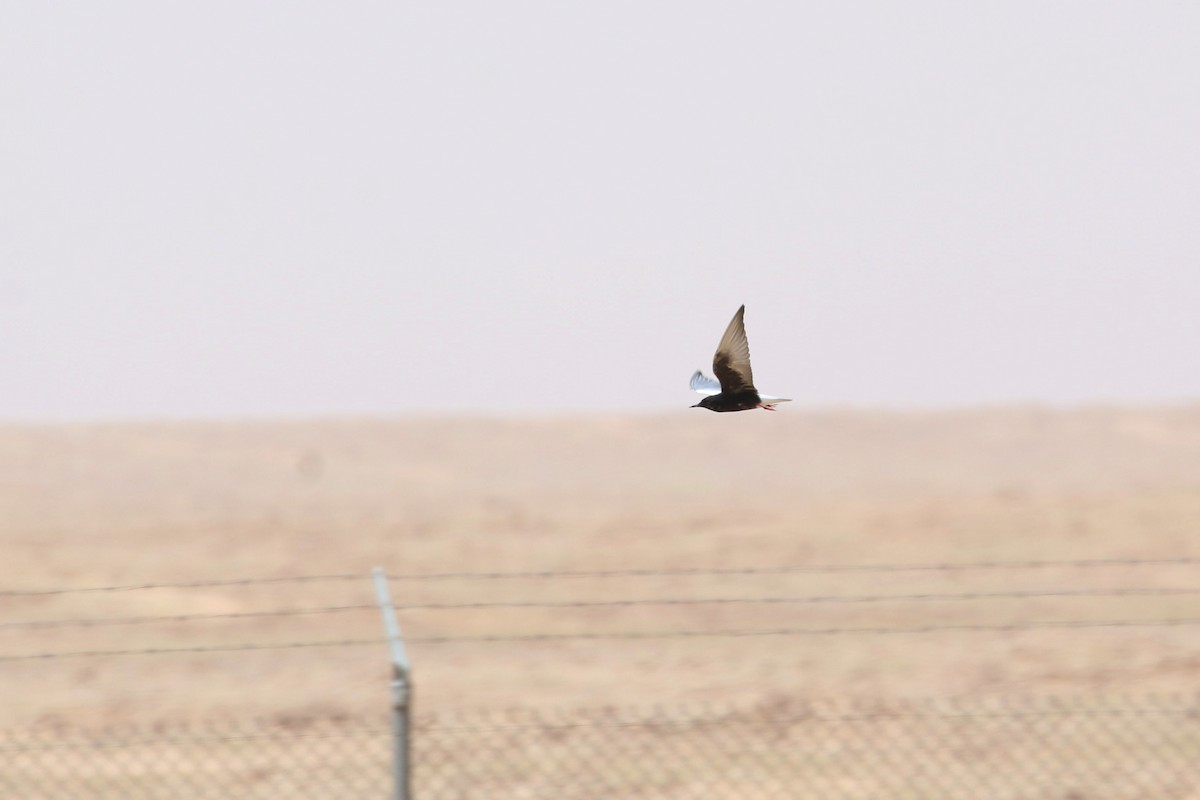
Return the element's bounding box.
[3,406,1200,731]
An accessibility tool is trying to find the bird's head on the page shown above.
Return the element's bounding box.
[691,396,717,411]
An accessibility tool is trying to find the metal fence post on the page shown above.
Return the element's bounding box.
[373,567,412,800]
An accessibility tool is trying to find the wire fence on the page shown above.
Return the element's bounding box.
[3,696,1199,799]
[6,560,1200,797]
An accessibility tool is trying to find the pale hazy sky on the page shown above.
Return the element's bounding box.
[3,3,1198,420]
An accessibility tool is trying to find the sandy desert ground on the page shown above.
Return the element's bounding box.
[3,405,1200,731]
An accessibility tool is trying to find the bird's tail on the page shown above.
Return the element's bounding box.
[758,395,791,405]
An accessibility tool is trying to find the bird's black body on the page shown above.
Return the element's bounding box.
[689,305,790,412]
[693,389,763,413]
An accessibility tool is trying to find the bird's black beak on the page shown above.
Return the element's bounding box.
[690,403,701,408]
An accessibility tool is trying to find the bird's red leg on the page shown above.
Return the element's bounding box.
[760,404,776,411]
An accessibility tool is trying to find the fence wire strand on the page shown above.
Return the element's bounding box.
[6,555,1200,597]
[5,617,1200,662]
[4,586,1198,631]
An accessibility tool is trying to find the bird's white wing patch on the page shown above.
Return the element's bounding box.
[689,370,722,395]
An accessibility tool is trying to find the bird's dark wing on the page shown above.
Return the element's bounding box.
[711,304,755,393]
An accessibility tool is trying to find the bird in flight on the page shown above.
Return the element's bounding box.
[690,305,791,412]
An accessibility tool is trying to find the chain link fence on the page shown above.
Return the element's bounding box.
[3,695,1199,799]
